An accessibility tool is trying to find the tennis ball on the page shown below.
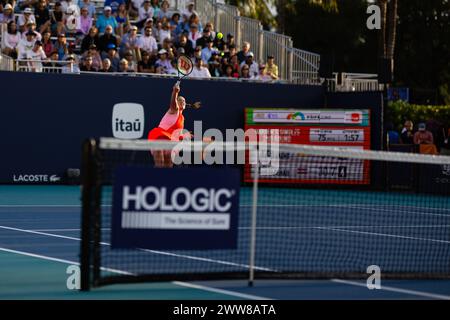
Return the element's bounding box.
[217,32,223,40]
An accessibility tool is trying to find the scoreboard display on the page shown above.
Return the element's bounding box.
[244,108,371,185]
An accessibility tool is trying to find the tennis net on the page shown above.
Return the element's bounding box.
[80,138,450,290]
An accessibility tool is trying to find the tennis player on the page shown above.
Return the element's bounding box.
[148,82,192,167]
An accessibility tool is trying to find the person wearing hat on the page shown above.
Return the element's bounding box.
[0,3,15,24]
[17,30,37,60]
[120,24,140,57]
[264,55,279,80]
[81,43,102,70]
[26,40,47,72]
[240,51,258,77]
[181,1,197,19]
[61,0,80,17]
[137,0,154,28]
[61,54,81,73]
[21,20,42,41]
[155,48,172,74]
[104,0,125,14]
[18,7,36,32]
[96,6,118,34]
[102,43,120,71]
[414,123,434,145]
[64,7,78,33]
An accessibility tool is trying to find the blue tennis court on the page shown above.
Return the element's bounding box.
[1,185,450,300]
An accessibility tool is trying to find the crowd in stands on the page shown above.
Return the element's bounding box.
[0,0,279,81]
[387,120,450,155]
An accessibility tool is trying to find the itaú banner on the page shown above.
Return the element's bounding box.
[111,166,240,250]
[246,108,370,126]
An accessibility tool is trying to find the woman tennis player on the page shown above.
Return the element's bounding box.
[148,82,200,167]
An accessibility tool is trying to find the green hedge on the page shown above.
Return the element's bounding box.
[386,101,450,131]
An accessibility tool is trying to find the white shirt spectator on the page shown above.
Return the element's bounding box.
[138,35,158,54]
[132,0,144,11]
[62,63,81,73]
[187,30,201,48]
[190,66,211,78]
[17,14,36,29]
[26,47,47,72]
[138,6,154,22]
[4,32,21,50]
[240,61,259,78]
[61,1,81,17]
[158,29,171,43]
[17,38,36,59]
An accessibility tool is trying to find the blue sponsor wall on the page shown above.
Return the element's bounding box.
[0,71,330,183]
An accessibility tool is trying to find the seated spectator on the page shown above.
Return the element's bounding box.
[157,0,171,20]
[175,13,189,35]
[120,24,140,56]
[264,55,279,80]
[43,50,62,73]
[188,13,202,32]
[61,0,80,17]
[0,4,15,24]
[77,6,92,35]
[400,120,414,144]
[170,12,182,35]
[137,0,154,27]
[414,123,434,145]
[187,23,201,48]
[18,7,36,32]
[54,33,69,60]
[115,3,129,37]
[82,44,102,70]
[98,25,118,53]
[190,58,211,78]
[239,64,251,79]
[158,21,171,43]
[34,0,51,34]
[17,30,37,60]
[123,50,137,71]
[118,58,133,72]
[41,30,53,57]
[96,6,118,34]
[237,41,250,64]
[80,55,97,71]
[2,21,21,58]
[254,64,272,81]
[160,38,175,60]
[51,2,65,36]
[208,60,221,78]
[64,7,79,35]
[26,40,47,72]
[79,0,96,19]
[154,48,172,73]
[102,43,120,71]
[104,0,125,14]
[240,51,258,78]
[181,2,197,19]
[129,0,143,20]
[174,33,193,57]
[228,54,240,75]
[222,64,238,79]
[98,58,114,72]
[61,54,80,73]
[22,21,42,41]
[223,44,237,60]
[140,18,155,35]
[193,45,202,62]
[150,0,160,18]
[201,38,215,63]
[138,25,158,56]
[226,33,235,47]
[196,27,213,49]
[385,122,400,145]
[137,50,155,73]
[80,26,99,53]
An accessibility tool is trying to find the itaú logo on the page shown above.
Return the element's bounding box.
[112,103,144,139]
[287,112,305,120]
[122,186,235,212]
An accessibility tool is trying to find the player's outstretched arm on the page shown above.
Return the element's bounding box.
[169,82,180,113]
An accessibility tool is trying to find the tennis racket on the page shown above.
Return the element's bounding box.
[176,54,194,87]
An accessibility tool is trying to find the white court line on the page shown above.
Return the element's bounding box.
[318,227,450,244]
[331,279,450,300]
[0,247,267,300]
[0,225,273,272]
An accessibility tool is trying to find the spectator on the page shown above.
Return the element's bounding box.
[61,0,80,17]
[0,4,15,24]
[104,0,125,14]
[41,30,53,57]
[158,20,171,43]
[17,30,36,60]
[223,44,236,60]
[82,43,102,69]
[98,24,118,53]
[204,22,216,39]
[188,13,202,32]
[118,58,133,72]
[222,64,238,79]
[140,17,155,35]
[138,25,158,56]
[214,34,226,52]
[208,58,221,78]
[78,0,96,18]
[190,58,211,78]
[34,0,51,34]
[2,21,21,58]
[96,6,118,34]
[129,0,143,20]
[170,12,181,35]
[80,55,97,71]
[61,54,80,73]
[102,43,120,71]
[414,123,434,145]
[26,40,47,72]
[226,33,235,47]
[137,50,155,73]
[240,51,258,78]
[54,33,69,60]
[228,54,240,74]
[239,64,251,79]
[120,24,140,56]
[400,120,414,144]
[154,48,171,73]
[264,55,279,80]
[80,26,99,53]
[254,64,272,81]
[160,38,174,59]
[115,3,129,36]
[237,41,250,64]
[196,27,213,49]
[385,122,400,145]
[43,50,62,73]
[187,23,201,48]
[138,0,153,26]
[21,21,42,41]
[50,2,65,36]
[18,7,36,32]
[98,58,114,72]
[181,1,197,19]
[157,0,170,20]
[200,38,215,63]
[123,49,137,71]
[64,7,79,35]
[77,6,92,35]
[193,45,202,61]
[174,33,193,57]
[175,13,189,35]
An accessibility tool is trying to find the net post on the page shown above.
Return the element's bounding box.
[80,138,97,291]
[248,151,259,287]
